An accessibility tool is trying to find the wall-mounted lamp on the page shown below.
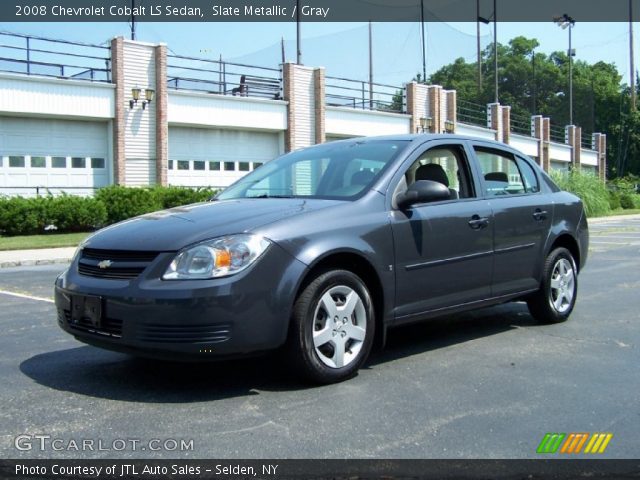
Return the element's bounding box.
[129,87,155,110]
[444,119,455,133]
[419,116,433,133]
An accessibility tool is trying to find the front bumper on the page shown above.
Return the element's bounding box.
[54,244,307,360]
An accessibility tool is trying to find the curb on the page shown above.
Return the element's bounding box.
[0,258,72,269]
[587,214,640,224]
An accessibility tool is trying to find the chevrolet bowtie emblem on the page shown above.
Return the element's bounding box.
[97,260,113,269]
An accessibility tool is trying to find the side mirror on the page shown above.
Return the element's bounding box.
[396,180,450,209]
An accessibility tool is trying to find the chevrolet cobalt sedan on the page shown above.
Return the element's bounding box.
[55,135,588,383]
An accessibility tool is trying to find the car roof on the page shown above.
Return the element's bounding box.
[328,134,500,146]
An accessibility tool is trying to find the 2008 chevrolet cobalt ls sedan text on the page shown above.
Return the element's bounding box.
[55,135,588,383]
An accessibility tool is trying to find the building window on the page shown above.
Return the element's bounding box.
[30,156,46,168]
[209,161,221,171]
[193,161,205,171]
[252,162,263,170]
[9,156,25,168]
[52,156,67,168]
[224,162,235,171]
[91,158,105,169]
[239,162,250,172]
[168,160,174,170]
[177,160,189,170]
[72,157,86,168]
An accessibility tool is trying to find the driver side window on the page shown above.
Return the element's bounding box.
[404,145,475,200]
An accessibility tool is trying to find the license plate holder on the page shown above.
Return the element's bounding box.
[70,294,103,328]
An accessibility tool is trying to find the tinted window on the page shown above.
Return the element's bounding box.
[209,161,221,171]
[177,161,189,170]
[517,157,540,193]
[239,162,250,171]
[193,161,205,171]
[9,156,25,168]
[52,157,66,168]
[405,145,475,199]
[474,147,525,196]
[91,158,105,169]
[72,157,86,168]
[224,162,236,171]
[31,156,46,168]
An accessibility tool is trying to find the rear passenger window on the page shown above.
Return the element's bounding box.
[517,157,540,193]
[474,147,525,197]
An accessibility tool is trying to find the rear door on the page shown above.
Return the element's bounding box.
[390,140,493,321]
[471,143,553,296]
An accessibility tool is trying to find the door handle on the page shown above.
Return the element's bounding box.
[468,215,490,230]
[533,209,548,221]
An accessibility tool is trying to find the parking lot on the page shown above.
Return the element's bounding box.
[0,217,638,459]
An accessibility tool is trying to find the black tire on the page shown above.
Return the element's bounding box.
[527,247,578,324]
[288,269,375,384]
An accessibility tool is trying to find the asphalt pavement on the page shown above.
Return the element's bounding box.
[0,218,638,459]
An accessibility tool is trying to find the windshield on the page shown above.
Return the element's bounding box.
[217,140,408,200]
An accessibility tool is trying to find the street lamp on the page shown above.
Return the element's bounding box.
[478,0,498,104]
[555,14,576,125]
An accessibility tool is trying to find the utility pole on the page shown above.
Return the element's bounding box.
[296,0,302,64]
[532,50,537,114]
[493,0,498,103]
[555,14,576,125]
[631,0,637,110]
[477,0,482,97]
[130,0,136,40]
[420,0,426,83]
[369,22,374,109]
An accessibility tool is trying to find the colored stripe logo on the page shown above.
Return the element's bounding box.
[537,433,613,454]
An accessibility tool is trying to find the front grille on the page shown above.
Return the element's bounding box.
[78,248,160,280]
[137,323,231,344]
[64,310,123,338]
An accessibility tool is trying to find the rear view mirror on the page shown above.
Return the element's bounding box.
[396,180,450,209]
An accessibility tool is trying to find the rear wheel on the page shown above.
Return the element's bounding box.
[527,247,578,324]
[289,270,374,384]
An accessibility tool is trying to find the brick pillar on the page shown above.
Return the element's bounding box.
[155,44,168,186]
[573,126,582,171]
[488,103,502,142]
[501,105,511,144]
[596,133,607,181]
[426,85,442,133]
[282,63,317,152]
[110,37,125,185]
[445,90,456,133]
[405,82,418,133]
[313,67,325,144]
[542,118,551,172]
[566,125,577,170]
[282,63,295,152]
[532,115,543,167]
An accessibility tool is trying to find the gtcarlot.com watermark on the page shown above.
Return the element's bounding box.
[15,434,194,452]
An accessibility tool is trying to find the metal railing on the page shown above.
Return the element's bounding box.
[457,100,486,127]
[510,111,532,136]
[0,31,111,82]
[549,125,566,144]
[325,76,402,113]
[582,131,594,150]
[167,54,282,99]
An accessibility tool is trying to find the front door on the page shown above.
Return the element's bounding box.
[391,142,494,321]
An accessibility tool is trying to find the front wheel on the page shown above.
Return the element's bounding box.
[527,247,578,324]
[288,270,375,384]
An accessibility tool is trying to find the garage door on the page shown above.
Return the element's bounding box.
[0,117,110,196]
[168,127,281,188]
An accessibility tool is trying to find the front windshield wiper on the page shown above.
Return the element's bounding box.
[249,194,296,199]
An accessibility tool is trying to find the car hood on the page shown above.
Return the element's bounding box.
[84,198,342,252]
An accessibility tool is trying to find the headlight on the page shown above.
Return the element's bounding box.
[162,234,271,280]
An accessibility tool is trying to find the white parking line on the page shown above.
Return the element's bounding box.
[0,289,54,304]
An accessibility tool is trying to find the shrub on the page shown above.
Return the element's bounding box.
[94,185,162,224]
[608,190,622,210]
[619,193,636,210]
[151,186,217,209]
[45,194,107,232]
[550,170,610,217]
[0,196,47,236]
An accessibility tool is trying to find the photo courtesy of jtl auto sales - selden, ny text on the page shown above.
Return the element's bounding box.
[0,0,639,479]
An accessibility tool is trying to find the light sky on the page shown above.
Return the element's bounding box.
[0,20,637,88]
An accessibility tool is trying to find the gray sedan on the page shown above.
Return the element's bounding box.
[55,135,588,383]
